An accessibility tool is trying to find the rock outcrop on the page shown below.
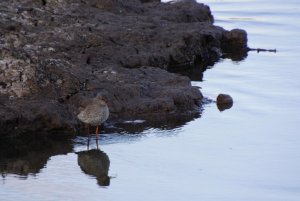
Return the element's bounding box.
[0,0,248,137]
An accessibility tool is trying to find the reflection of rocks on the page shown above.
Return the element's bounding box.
[216,94,233,112]
[105,111,201,134]
[77,149,110,186]
[171,29,249,81]
[0,135,73,177]
[0,0,247,137]
[0,153,46,176]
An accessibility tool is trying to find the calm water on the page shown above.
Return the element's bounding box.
[1,1,300,200]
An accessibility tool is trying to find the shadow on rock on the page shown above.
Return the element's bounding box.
[0,135,73,178]
[76,149,110,186]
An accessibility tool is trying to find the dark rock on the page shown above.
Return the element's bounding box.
[216,94,233,111]
[221,29,248,60]
[0,0,247,137]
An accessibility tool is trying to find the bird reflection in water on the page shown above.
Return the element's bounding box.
[76,139,110,186]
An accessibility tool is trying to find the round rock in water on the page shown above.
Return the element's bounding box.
[216,94,233,111]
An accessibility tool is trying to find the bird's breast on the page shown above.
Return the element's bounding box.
[77,105,109,126]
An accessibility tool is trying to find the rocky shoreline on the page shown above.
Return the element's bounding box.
[0,0,248,138]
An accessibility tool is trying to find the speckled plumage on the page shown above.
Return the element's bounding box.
[77,99,109,126]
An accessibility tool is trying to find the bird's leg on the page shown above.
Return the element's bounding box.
[86,124,90,150]
[95,125,99,150]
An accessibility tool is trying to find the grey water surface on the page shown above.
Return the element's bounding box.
[1,0,300,200]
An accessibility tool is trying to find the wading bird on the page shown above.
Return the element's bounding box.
[77,95,109,149]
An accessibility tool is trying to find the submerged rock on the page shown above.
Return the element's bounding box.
[216,94,233,111]
[0,0,247,137]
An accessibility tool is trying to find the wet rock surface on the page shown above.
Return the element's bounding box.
[0,0,247,137]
